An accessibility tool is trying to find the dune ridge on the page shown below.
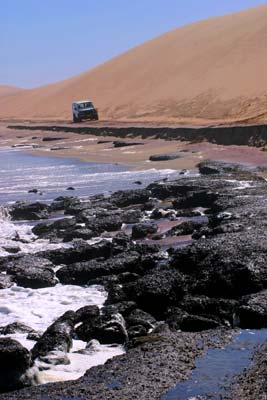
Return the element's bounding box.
[1,4,267,124]
[0,85,22,97]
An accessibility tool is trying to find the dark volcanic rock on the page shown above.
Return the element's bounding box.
[0,329,232,400]
[9,202,49,221]
[56,251,141,285]
[0,338,31,393]
[125,266,185,318]
[102,301,137,318]
[230,340,267,400]
[0,274,14,289]
[38,239,112,265]
[179,295,237,326]
[49,196,79,212]
[110,189,151,208]
[171,231,267,298]
[166,220,207,237]
[76,312,128,344]
[31,312,75,360]
[132,222,158,239]
[126,309,156,331]
[0,323,35,336]
[42,137,66,142]
[173,190,218,209]
[2,245,21,254]
[122,209,143,224]
[4,255,56,289]
[166,307,220,331]
[113,141,144,148]
[149,152,183,161]
[85,215,123,235]
[238,290,267,328]
[198,160,252,176]
[75,305,100,323]
[63,227,94,242]
[32,217,76,237]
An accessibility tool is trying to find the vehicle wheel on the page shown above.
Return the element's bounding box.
[73,114,78,123]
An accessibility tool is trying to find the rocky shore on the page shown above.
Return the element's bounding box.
[0,159,267,399]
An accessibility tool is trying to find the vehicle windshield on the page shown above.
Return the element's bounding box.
[78,102,93,109]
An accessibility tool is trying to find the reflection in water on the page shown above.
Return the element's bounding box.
[161,329,267,400]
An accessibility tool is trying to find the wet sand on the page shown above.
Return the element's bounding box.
[2,123,267,172]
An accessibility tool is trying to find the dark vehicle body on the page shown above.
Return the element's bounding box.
[72,100,99,122]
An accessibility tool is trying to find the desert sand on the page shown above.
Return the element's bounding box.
[0,85,22,97]
[1,5,267,124]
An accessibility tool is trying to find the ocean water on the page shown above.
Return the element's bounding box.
[0,147,185,385]
[0,147,183,204]
[0,282,124,383]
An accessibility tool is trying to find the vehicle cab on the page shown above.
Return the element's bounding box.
[72,100,99,122]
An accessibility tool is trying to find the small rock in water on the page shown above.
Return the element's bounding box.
[134,181,142,185]
[132,223,158,239]
[0,322,36,335]
[38,350,70,366]
[31,311,76,360]
[0,338,31,392]
[149,152,183,161]
[28,188,38,194]
[2,245,21,254]
[0,274,14,289]
[66,187,75,191]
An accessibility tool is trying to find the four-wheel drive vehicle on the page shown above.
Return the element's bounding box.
[72,100,99,122]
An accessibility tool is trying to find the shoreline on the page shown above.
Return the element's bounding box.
[2,123,267,173]
[0,160,267,399]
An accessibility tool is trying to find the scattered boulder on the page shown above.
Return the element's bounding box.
[132,223,158,239]
[2,245,21,254]
[122,209,143,224]
[166,307,220,331]
[0,322,36,336]
[113,141,144,148]
[38,239,112,265]
[0,274,14,289]
[110,189,151,208]
[238,290,267,328]
[171,231,267,298]
[31,311,75,360]
[0,338,31,393]
[38,350,70,366]
[149,152,183,162]
[9,202,49,221]
[42,137,66,142]
[126,309,156,331]
[56,251,141,285]
[166,220,207,237]
[76,312,128,345]
[125,266,185,318]
[198,160,251,176]
[63,227,94,242]
[4,255,57,289]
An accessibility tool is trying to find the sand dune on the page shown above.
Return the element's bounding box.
[1,5,267,124]
[0,86,22,97]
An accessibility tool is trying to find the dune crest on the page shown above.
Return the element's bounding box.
[1,5,267,124]
[0,86,22,97]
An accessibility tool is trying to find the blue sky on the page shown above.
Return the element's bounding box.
[1,0,264,88]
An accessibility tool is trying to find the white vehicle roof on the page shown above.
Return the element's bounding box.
[72,100,92,104]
